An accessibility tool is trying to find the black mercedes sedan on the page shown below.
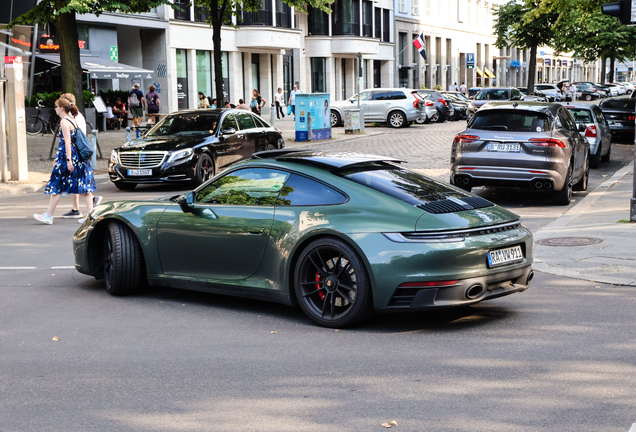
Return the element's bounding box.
[108,109,285,190]
[599,97,635,139]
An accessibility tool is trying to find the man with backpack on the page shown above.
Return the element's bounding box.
[128,83,146,127]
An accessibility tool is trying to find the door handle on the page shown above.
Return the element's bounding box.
[248,228,265,235]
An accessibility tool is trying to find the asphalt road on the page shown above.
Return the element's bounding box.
[1,121,635,431]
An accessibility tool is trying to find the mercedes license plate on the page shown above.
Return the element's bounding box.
[488,142,521,152]
[487,245,524,267]
[127,169,152,176]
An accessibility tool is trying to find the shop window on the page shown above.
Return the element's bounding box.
[176,49,189,110]
[196,51,212,100]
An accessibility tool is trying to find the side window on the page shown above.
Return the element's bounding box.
[512,88,520,98]
[221,113,239,131]
[196,168,290,206]
[276,174,347,206]
[389,91,407,100]
[371,91,388,101]
[253,116,268,128]
[358,91,371,102]
[236,112,256,130]
[558,109,576,131]
[593,107,607,124]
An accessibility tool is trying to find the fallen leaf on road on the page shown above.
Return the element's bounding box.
[335,329,339,332]
[271,331,277,334]
[390,421,398,426]
[381,423,391,428]
[52,337,58,341]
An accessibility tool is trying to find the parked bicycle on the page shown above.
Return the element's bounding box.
[26,100,60,135]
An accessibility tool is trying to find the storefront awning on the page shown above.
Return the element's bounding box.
[36,54,154,79]
[475,67,483,77]
[485,68,496,78]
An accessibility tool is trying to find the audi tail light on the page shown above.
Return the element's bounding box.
[585,125,597,137]
[529,138,566,148]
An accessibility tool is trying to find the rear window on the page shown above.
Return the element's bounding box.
[600,98,635,110]
[566,108,593,123]
[339,165,467,205]
[470,110,551,132]
[475,89,510,101]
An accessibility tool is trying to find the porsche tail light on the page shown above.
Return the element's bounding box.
[529,138,566,148]
[399,280,458,288]
[585,125,597,137]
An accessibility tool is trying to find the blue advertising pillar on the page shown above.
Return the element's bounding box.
[295,93,331,141]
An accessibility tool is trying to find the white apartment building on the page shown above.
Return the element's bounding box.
[166,0,395,111]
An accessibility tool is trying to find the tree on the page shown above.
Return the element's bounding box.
[7,0,173,113]
[493,1,560,93]
[195,0,333,108]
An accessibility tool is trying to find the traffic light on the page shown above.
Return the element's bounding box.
[602,0,634,25]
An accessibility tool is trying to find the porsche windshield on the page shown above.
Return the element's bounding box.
[147,113,220,137]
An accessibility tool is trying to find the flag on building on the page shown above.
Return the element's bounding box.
[412,33,427,61]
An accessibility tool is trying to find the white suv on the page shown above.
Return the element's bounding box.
[330,88,428,128]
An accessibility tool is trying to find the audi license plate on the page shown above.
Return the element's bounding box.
[488,142,521,152]
[127,169,152,176]
[487,245,524,267]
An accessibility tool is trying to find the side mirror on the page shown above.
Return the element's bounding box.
[221,127,236,135]
[177,191,195,213]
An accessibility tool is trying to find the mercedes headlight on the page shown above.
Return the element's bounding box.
[110,150,118,164]
[167,148,194,164]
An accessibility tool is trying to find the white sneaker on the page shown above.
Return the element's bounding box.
[34,213,53,225]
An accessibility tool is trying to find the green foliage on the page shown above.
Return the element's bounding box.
[83,90,95,107]
[435,85,442,91]
[420,85,428,89]
[494,1,559,51]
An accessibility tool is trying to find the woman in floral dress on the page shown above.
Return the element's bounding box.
[34,97,97,225]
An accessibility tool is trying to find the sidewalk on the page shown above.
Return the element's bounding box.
[0,115,388,197]
[533,162,636,286]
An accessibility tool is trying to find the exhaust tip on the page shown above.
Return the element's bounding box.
[534,181,543,189]
[526,271,534,284]
[544,182,552,189]
[463,177,470,185]
[466,284,484,299]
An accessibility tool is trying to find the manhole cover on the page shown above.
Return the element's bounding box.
[536,237,603,247]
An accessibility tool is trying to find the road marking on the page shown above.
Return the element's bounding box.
[0,267,37,270]
[628,423,636,432]
[51,266,75,270]
[0,216,27,219]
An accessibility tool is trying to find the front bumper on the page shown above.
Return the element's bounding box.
[109,156,196,184]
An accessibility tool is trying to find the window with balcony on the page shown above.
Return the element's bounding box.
[174,0,190,20]
[363,1,373,37]
[308,6,329,35]
[382,9,390,42]
[276,0,292,28]
[194,5,208,22]
[374,7,381,38]
[333,0,360,36]
[241,0,273,25]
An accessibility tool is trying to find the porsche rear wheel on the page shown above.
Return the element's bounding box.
[102,221,143,296]
[294,238,374,328]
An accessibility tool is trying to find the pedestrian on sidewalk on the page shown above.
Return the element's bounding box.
[146,85,160,124]
[250,89,266,116]
[237,99,249,110]
[199,92,210,109]
[274,87,285,120]
[57,93,103,220]
[34,97,98,225]
[460,82,467,95]
[128,83,146,128]
[570,83,577,101]
[288,84,299,116]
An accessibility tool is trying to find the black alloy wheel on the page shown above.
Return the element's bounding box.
[573,153,589,192]
[435,109,445,123]
[102,221,142,296]
[195,153,215,186]
[553,165,573,205]
[294,238,374,328]
[590,143,602,169]
[601,141,611,162]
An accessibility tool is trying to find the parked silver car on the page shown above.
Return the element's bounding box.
[330,88,428,128]
[561,102,612,168]
[450,102,589,205]
[535,84,566,101]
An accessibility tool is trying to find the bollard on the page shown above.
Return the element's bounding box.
[307,112,312,141]
[270,103,276,125]
[91,130,98,169]
[126,126,131,143]
[135,127,141,139]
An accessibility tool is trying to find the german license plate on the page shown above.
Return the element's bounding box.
[127,169,152,176]
[488,142,521,152]
[487,245,524,267]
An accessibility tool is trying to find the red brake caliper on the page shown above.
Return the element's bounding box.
[315,271,325,300]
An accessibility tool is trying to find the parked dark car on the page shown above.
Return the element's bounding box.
[414,89,455,122]
[451,102,589,205]
[517,87,550,102]
[108,109,285,190]
[573,82,610,98]
[598,97,636,139]
[574,84,602,101]
[466,87,523,122]
[441,92,469,120]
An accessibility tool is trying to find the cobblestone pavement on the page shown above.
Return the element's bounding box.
[298,121,463,181]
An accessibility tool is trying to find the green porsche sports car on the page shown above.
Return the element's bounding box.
[74,150,534,327]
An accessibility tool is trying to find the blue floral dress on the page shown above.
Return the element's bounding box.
[44,119,96,196]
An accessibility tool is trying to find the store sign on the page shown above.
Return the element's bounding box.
[510,60,521,68]
[110,46,118,62]
[177,78,189,110]
[38,35,87,53]
[537,58,544,65]
[467,53,475,69]
[545,58,552,66]
[562,60,568,67]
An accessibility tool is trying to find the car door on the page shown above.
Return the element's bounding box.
[559,109,585,178]
[592,106,611,154]
[214,113,244,168]
[364,90,388,120]
[252,115,274,152]
[156,167,291,280]
[235,111,259,158]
